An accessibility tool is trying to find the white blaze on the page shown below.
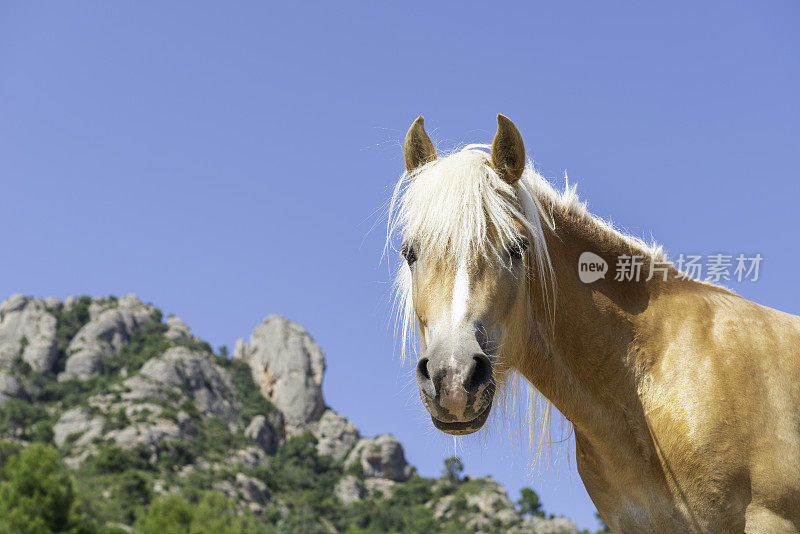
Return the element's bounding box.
[451,262,470,328]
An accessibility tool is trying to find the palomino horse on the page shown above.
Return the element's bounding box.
[388,115,800,533]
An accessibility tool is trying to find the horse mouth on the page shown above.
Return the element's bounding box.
[430,403,492,436]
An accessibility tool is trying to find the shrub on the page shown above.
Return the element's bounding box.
[442,456,464,482]
[111,470,152,524]
[0,443,95,533]
[0,399,55,443]
[87,445,150,475]
[0,440,22,467]
[134,493,192,534]
[135,491,269,534]
[518,486,544,517]
[156,440,195,471]
[103,408,131,432]
[39,376,112,407]
[106,318,170,375]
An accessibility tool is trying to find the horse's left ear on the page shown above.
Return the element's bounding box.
[491,114,526,184]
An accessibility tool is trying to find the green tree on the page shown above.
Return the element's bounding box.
[0,443,94,534]
[0,441,21,466]
[0,399,55,443]
[112,470,152,524]
[135,491,267,534]
[87,445,149,475]
[190,492,267,533]
[442,456,464,482]
[134,494,192,534]
[517,487,544,517]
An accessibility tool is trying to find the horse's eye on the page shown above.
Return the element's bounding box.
[401,243,417,266]
[508,238,529,260]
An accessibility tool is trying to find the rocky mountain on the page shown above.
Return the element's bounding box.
[0,294,586,533]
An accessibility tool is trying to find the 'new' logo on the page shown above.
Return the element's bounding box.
[578,252,608,283]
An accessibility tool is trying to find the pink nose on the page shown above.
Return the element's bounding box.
[416,353,493,420]
[438,371,469,415]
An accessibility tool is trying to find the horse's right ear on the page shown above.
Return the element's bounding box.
[404,116,436,173]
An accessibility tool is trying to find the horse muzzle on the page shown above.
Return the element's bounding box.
[416,349,495,436]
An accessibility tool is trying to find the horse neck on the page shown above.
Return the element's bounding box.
[513,201,668,448]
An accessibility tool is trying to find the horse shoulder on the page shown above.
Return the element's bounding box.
[638,289,800,527]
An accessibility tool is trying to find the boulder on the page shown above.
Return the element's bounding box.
[212,479,238,500]
[164,316,194,343]
[234,315,325,430]
[235,472,270,506]
[107,418,191,452]
[0,372,27,406]
[244,413,283,455]
[433,477,538,531]
[212,474,270,514]
[344,435,414,482]
[462,478,519,526]
[0,294,58,373]
[53,407,104,448]
[60,295,155,380]
[364,478,397,499]
[311,409,359,460]
[237,446,270,469]
[63,296,78,311]
[334,475,365,505]
[123,346,239,420]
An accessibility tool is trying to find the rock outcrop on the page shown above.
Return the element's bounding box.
[108,417,194,453]
[53,407,104,448]
[53,345,244,459]
[212,473,271,515]
[334,475,365,505]
[234,315,325,430]
[124,346,239,420]
[0,373,27,406]
[60,295,155,380]
[164,316,194,343]
[245,413,283,455]
[0,294,58,373]
[344,434,414,482]
[434,478,519,527]
[311,408,360,461]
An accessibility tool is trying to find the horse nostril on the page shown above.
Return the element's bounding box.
[468,354,492,391]
[417,357,431,381]
[416,357,437,399]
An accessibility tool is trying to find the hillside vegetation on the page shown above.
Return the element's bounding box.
[0,294,596,533]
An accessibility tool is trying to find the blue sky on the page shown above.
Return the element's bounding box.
[1,2,797,529]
